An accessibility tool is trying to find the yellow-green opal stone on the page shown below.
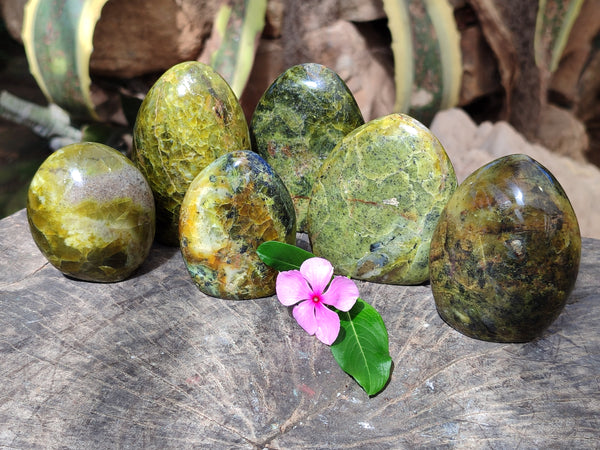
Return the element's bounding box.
[250,63,364,232]
[27,142,155,282]
[429,154,581,342]
[179,150,296,300]
[132,61,250,245]
[308,113,457,285]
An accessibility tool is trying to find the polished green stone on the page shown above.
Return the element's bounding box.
[27,142,156,282]
[308,113,457,285]
[250,63,364,232]
[132,61,250,246]
[179,150,296,300]
[429,154,581,342]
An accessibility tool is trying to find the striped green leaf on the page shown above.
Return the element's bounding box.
[535,0,585,72]
[22,0,109,120]
[382,0,462,124]
[209,0,267,97]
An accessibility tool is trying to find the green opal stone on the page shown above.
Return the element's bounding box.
[250,63,364,232]
[308,113,457,285]
[27,142,156,282]
[132,61,250,246]
[429,154,581,342]
[179,150,296,300]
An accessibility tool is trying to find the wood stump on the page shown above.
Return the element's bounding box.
[1,209,599,447]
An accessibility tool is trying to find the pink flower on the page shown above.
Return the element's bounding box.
[276,257,360,345]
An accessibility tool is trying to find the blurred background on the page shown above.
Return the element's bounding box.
[1,0,599,235]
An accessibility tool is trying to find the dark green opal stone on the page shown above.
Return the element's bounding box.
[308,113,457,285]
[179,150,296,300]
[132,61,250,245]
[27,142,156,282]
[250,63,364,232]
[429,154,581,342]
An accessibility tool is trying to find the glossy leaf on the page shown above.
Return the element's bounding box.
[257,240,393,396]
[331,298,392,396]
[256,241,313,272]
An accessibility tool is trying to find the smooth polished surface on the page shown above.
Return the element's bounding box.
[179,151,296,300]
[430,154,581,342]
[250,63,364,232]
[26,142,155,282]
[0,209,598,448]
[132,61,250,245]
[308,113,458,285]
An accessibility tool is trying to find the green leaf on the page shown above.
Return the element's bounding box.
[208,0,267,97]
[22,0,110,120]
[535,0,585,73]
[331,298,392,396]
[382,0,461,124]
[256,241,314,272]
[257,240,393,396]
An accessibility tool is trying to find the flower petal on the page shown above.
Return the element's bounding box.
[321,276,359,311]
[313,303,341,345]
[292,300,317,335]
[276,270,313,306]
[300,257,333,293]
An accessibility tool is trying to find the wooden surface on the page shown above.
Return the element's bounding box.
[1,208,599,448]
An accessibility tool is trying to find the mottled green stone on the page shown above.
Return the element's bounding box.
[27,142,156,282]
[429,154,581,342]
[179,150,296,300]
[308,113,457,285]
[132,61,250,246]
[250,63,364,232]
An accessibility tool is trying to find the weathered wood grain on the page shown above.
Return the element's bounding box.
[1,209,598,448]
